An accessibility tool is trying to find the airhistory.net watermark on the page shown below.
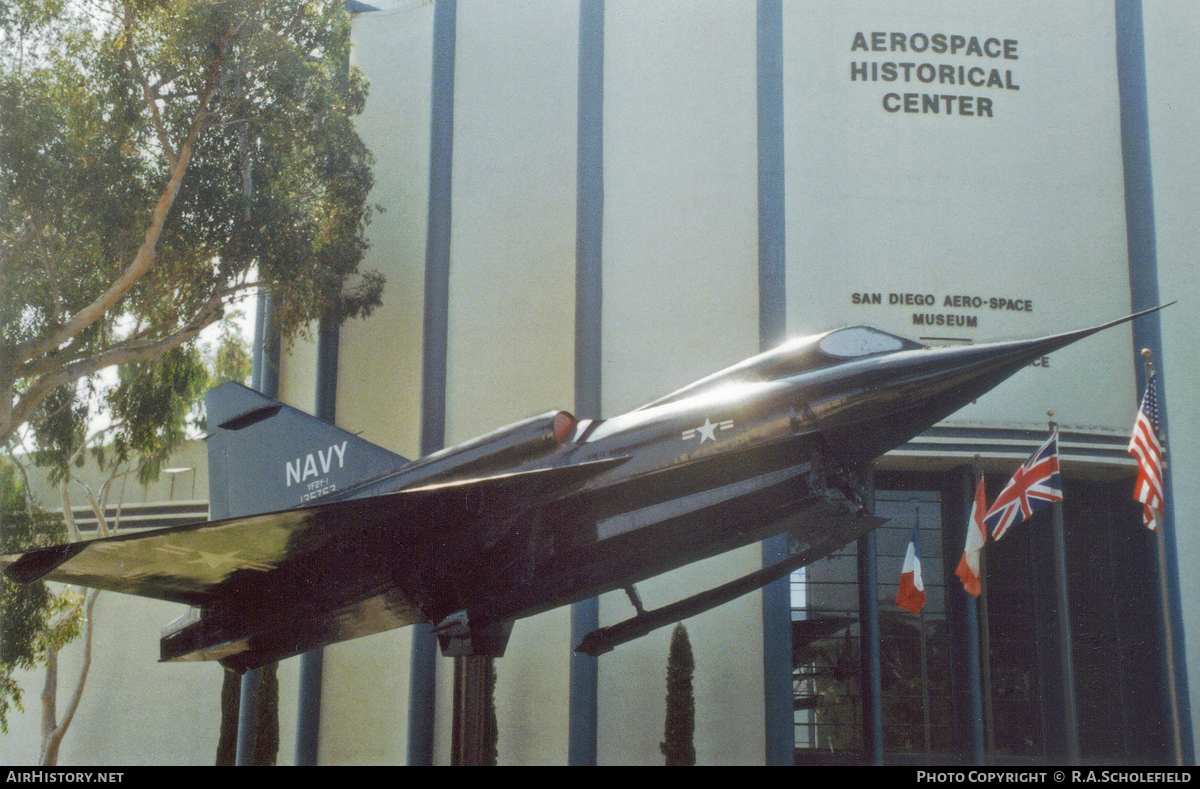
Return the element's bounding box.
[5,773,123,784]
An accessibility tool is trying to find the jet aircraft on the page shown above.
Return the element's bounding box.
[1,307,1166,671]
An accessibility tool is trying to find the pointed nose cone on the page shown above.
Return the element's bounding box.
[813,304,1170,467]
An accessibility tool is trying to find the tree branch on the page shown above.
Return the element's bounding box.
[123,1,178,168]
[5,292,225,438]
[6,438,39,515]
[128,62,177,168]
[56,419,125,541]
[9,21,235,368]
[40,590,99,767]
[58,479,82,544]
[17,281,248,381]
[30,221,65,328]
[39,648,57,749]
[68,475,107,538]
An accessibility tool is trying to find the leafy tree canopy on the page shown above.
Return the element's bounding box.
[0,459,80,734]
[0,0,383,443]
[0,309,251,749]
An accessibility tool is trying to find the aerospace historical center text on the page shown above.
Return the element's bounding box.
[850,31,1021,117]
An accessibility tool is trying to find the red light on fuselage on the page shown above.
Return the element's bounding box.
[553,411,578,443]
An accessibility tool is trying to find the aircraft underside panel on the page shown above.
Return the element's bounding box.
[162,586,425,672]
[467,450,871,627]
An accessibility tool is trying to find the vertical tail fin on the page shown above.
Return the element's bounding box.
[205,382,408,519]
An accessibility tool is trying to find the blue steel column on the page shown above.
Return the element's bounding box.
[1114,0,1193,764]
[294,318,340,765]
[237,294,280,766]
[568,0,604,767]
[756,0,792,767]
[408,0,457,766]
[857,473,883,765]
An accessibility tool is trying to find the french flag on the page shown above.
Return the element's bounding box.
[896,524,926,615]
[954,476,989,597]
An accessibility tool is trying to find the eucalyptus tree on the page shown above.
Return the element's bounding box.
[1,0,382,764]
[2,316,249,765]
[0,0,383,445]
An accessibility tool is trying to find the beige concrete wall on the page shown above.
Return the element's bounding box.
[441,0,580,766]
[11,0,1200,767]
[785,0,1135,434]
[276,330,318,417]
[298,2,437,764]
[599,0,764,765]
[1143,2,1200,761]
[0,595,225,765]
[340,3,432,462]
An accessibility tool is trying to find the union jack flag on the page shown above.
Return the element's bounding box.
[984,431,1063,540]
[1128,370,1165,530]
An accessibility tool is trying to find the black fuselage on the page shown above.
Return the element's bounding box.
[331,322,1091,636]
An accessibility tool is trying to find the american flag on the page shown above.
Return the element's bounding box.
[984,431,1063,540]
[1128,370,1165,530]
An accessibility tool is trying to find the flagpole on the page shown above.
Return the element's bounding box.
[1047,411,1080,763]
[916,502,933,760]
[919,606,932,759]
[974,459,996,762]
[1143,349,1184,765]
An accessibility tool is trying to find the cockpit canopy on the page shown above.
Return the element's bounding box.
[638,326,925,410]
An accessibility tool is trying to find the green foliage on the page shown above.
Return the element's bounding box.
[108,346,208,484]
[31,311,249,489]
[0,459,82,734]
[1,3,376,754]
[0,0,383,442]
[28,344,208,488]
[25,385,90,488]
[206,311,252,388]
[661,622,696,766]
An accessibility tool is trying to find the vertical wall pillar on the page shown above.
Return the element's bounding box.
[408,0,457,766]
[568,0,604,768]
[756,0,792,767]
[294,317,340,765]
[237,294,280,766]
[1114,0,1192,764]
[857,472,884,765]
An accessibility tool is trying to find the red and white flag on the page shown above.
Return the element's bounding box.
[1128,370,1165,530]
[955,476,988,597]
[896,524,926,615]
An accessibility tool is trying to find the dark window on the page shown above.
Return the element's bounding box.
[874,491,955,760]
[978,503,1046,760]
[790,467,1171,765]
[791,543,863,758]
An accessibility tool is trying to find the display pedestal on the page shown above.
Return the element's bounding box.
[451,656,497,766]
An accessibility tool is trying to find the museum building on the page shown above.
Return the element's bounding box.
[4,0,1200,766]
